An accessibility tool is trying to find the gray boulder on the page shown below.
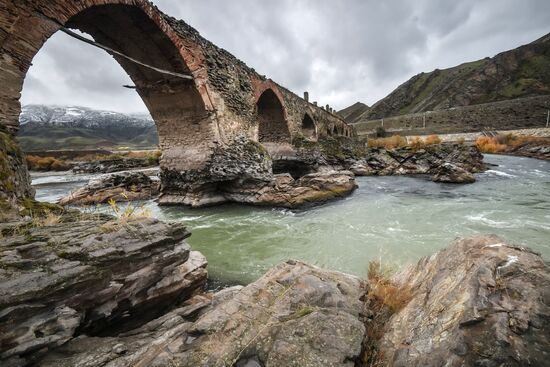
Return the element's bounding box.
[431,162,476,183]
[380,235,550,366]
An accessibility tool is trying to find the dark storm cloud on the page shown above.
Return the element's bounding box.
[21,0,550,113]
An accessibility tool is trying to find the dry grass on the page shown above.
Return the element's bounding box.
[424,134,442,145]
[369,135,444,151]
[476,133,550,153]
[475,136,507,153]
[368,135,407,149]
[359,261,412,367]
[408,135,442,150]
[367,261,411,313]
[30,211,62,227]
[26,155,71,171]
[99,197,152,233]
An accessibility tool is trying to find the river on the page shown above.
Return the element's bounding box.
[32,154,550,285]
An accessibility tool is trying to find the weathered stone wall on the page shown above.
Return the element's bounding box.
[354,95,550,137]
[0,0,351,204]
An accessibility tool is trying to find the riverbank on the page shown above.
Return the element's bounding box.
[29,154,550,285]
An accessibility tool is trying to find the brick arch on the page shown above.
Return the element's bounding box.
[301,112,317,140]
[0,0,221,177]
[255,87,290,143]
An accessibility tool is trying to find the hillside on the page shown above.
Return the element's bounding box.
[337,102,370,123]
[17,105,158,151]
[347,32,550,123]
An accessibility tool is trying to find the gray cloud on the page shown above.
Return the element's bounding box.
[21,0,550,113]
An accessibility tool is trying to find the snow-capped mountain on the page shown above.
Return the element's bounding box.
[18,105,158,151]
[19,105,154,128]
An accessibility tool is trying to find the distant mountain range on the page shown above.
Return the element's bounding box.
[341,32,550,123]
[18,105,158,151]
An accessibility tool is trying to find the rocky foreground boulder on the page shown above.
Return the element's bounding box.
[381,235,550,366]
[1,216,548,367]
[58,171,159,205]
[0,228,550,367]
[0,216,207,366]
[35,261,368,367]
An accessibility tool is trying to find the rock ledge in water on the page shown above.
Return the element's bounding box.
[58,171,159,205]
[431,162,476,183]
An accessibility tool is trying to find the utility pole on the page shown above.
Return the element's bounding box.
[423,113,426,129]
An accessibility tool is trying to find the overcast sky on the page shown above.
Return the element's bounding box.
[21,0,550,113]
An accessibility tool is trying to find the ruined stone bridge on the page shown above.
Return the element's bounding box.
[0,0,353,206]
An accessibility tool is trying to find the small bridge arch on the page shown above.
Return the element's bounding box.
[301,112,317,140]
[256,88,290,143]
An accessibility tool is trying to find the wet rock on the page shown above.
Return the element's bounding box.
[224,170,357,208]
[37,261,367,367]
[506,141,550,160]
[380,235,550,367]
[351,143,485,178]
[0,217,207,365]
[59,171,159,205]
[431,162,476,183]
[72,158,157,174]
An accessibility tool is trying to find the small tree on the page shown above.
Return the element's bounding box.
[375,126,387,138]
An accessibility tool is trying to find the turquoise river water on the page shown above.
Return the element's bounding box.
[32,154,550,285]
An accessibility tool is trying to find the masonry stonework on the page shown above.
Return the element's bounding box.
[0,0,351,204]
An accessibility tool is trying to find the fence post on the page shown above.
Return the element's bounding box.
[381,118,384,127]
[423,113,426,129]
[546,110,549,128]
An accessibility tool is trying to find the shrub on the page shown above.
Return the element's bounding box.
[375,126,387,138]
[475,136,507,153]
[457,137,466,145]
[408,136,425,150]
[368,135,407,149]
[424,134,442,145]
[26,155,71,171]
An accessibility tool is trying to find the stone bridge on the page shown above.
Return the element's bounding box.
[0,0,352,205]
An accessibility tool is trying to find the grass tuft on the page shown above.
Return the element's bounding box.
[359,261,412,367]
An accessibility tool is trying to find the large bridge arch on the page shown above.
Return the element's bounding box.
[0,0,220,198]
[1,0,353,206]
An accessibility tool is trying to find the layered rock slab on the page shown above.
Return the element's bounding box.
[35,261,368,367]
[224,171,357,208]
[380,235,550,367]
[0,217,207,366]
[349,143,485,179]
[58,171,159,205]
